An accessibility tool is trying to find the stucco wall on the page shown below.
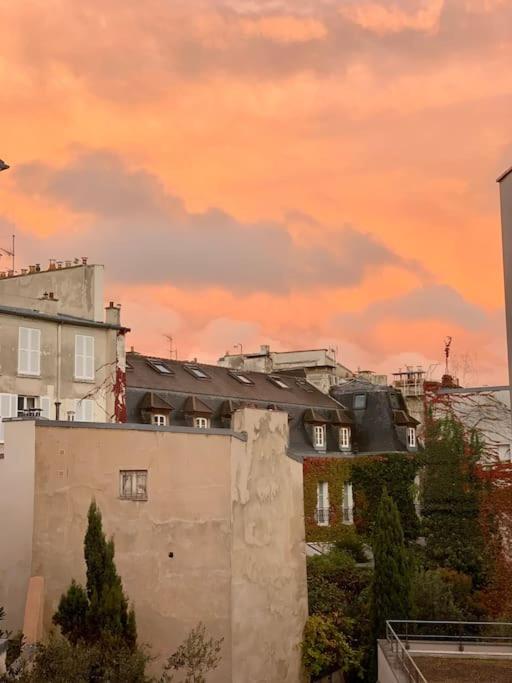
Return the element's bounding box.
[0,311,122,422]
[0,420,36,630]
[0,264,104,321]
[1,415,307,680]
[231,409,307,682]
[30,423,234,678]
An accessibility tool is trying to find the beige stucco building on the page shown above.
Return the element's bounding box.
[0,261,128,446]
[0,408,308,681]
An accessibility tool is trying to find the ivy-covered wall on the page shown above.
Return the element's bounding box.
[303,458,352,542]
[304,454,420,542]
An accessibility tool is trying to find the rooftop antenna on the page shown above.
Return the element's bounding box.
[444,336,452,375]
[0,234,15,271]
[234,343,243,354]
[163,334,177,360]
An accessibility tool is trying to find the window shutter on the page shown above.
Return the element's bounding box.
[76,399,94,422]
[75,335,84,378]
[85,336,94,379]
[0,393,18,442]
[75,335,94,379]
[30,329,41,375]
[18,327,30,373]
[40,397,51,419]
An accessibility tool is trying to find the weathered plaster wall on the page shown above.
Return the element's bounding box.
[231,409,307,683]
[30,423,234,678]
[0,420,36,630]
[0,265,104,321]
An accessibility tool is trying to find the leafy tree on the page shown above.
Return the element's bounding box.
[371,487,411,640]
[422,415,488,586]
[301,615,361,679]
[163,623,223,683]
[411,570,463,622]
[53,500,136,649]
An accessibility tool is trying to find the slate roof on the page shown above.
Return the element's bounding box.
[126,352,348,457]
[330,379,418,454]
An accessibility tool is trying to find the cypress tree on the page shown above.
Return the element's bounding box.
[54,500,137,649]
[371,487,411,641]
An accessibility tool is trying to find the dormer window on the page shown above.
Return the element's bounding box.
[407,427,416,448]
[340,427,351,450]
[184,365,210,380]
[194,416,210,429]
[313,425,326,449]
[353,394,366,410]
[152,414,167,427]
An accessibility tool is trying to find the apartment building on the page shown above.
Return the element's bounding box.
[0,260,128,446]
[218,345,354,393]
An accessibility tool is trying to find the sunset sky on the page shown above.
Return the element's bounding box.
[1,0,511,384]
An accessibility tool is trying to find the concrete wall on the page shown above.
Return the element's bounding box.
[231,409,307,682]
[0,264,104,321]
[0,420,36,628]
[0,413,307,681]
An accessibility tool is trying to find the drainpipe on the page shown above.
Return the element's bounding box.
[56,322,62,419]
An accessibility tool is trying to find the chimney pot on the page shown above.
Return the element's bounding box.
[35,264,41,272]
[82,256,88,265]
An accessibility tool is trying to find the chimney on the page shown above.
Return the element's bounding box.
[498,166,512,410]
[105,301,121,326]
[48,259,56,271]
[260,344,270,354]
[29,265,36,274]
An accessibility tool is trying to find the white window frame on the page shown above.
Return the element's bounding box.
[194,416,210,429]
[0,393,18,443]
[119,470,148,501]
[75,398,94,422]
[18,327,41,376]
[17,395,50,418]
[316,481,329,526]
[152,414,167,426]
[340,426,351,450]
[313,424,326,449]
[407,427,416,448]
[75,334,95,381]
[342,482,354,525]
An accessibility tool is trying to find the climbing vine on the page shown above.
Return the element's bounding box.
[303,458,352,542]
[351,454,421,540]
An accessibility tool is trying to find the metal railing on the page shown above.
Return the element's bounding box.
[314,507,329,525]
[387,619,512,652]
[385,621,427,683]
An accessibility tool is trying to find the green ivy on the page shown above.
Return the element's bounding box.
[351,454,421,540]
[303,458,352,542]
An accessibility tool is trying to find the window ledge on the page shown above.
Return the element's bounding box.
[74,377,96,384]
[119,497,148,502]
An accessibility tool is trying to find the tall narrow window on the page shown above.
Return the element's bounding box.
[0,393,18,443]
[18,327,41,376]
[407,427,416,448]
[342,482,354,525]
[75,399,94,422]
[316,481,329,526]
[313,424,326,449]
[340,427,351,450]
[75,335,95,380]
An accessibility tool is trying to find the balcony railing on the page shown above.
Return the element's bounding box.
[17,408,42,418]
[315,507,329,525]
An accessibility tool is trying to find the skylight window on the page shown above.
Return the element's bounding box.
[229,371,254,385]
[147,359,173,375]
[184,365,210,380]
[296,378,314,393]
[268,376,290,390]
